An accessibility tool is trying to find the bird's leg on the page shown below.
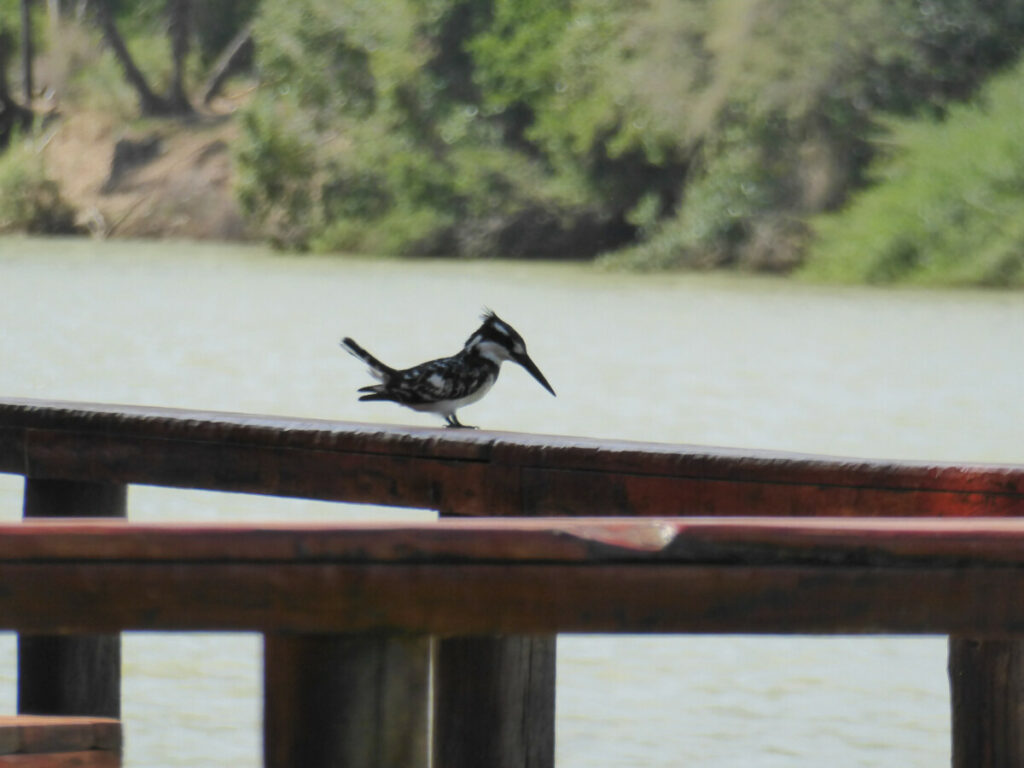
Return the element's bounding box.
[445,413,477,429]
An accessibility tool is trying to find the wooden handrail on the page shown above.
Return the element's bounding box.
[1,397,1023,516]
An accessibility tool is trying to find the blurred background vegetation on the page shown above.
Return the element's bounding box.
[2,0,1024,285]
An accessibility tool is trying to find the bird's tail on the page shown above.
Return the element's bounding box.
[340,337,395,382]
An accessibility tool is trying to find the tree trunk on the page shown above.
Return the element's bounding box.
[166,0,192,113]
[199,22,252,105]
[91,0,174,116]
[0,29,34,149]
[20,0,33,105]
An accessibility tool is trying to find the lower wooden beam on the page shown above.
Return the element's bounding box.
[949,636,1024,767]
[434,635,556,768]
[0,714,121,754]
[0,714,121,767]
[0,752,119,767]
[263,633,429,768]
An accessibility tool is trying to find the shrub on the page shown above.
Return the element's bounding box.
[0,133,78,235]
[802,59,1024,287]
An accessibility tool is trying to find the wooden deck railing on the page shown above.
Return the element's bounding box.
[1,397,1024,767]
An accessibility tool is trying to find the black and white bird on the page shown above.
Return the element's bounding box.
[340,310,555,428]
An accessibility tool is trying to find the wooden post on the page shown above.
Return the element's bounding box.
[18,479,126,719]
[435,464,557,768]
[949,636,1024,767]
[433,635,556,768]
[264,633,430,768]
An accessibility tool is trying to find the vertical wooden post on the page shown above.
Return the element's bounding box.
[264,633,430,768]
[949,635,1024,767]
[18,479,126,719]
[433,635,556,768]
[435,467,557,768]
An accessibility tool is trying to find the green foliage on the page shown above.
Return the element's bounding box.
[52,11,196,118]
[608,0,1024,271]
[0,132,77,235]
[239,0,1024,265]
[600,129,782,270]
[52,0,254,116]
[802,60,1024,287]
[0,0,47,58]
[239,0,591,254]
[234,101,321,248]
[60,31,154,119]
[468,0,571,119]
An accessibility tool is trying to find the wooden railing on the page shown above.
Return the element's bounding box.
[1,397,1024,767]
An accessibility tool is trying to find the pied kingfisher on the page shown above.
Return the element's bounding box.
[341,310,555,428]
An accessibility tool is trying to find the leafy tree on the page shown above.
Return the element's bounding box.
[238,0,1024,264]
[803,58,1024,287]
[89,0,258,116]
[602,0,1024,270]
[89,0,192,115]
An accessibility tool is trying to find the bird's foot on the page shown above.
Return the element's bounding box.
[445,416,478,429]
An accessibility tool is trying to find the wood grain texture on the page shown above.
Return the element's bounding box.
[950,636,1024,768]
[264,634,429,768]
[1,398,1023,517]
[2,519,1024,634]
[0,716,120,755]
[0,753,119,767]
[5,517,1024,565]
[17,636,120,721]
[19,481,124,721]
[1,561,1023,635]
[434,636,555,768]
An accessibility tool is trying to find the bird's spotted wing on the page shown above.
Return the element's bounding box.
[387,357,492,405]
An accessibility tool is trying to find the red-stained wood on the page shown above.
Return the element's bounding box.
[1,398,1023,518]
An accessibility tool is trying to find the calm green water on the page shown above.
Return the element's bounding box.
[1,235,1022,766]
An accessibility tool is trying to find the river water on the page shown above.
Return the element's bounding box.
[0,235,1022,766]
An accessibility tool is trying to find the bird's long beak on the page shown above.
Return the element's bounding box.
[514,352,556,396]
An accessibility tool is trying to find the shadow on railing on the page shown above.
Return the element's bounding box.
[2,397,1024,768]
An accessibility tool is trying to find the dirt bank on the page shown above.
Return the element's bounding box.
[42,107,250,241]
